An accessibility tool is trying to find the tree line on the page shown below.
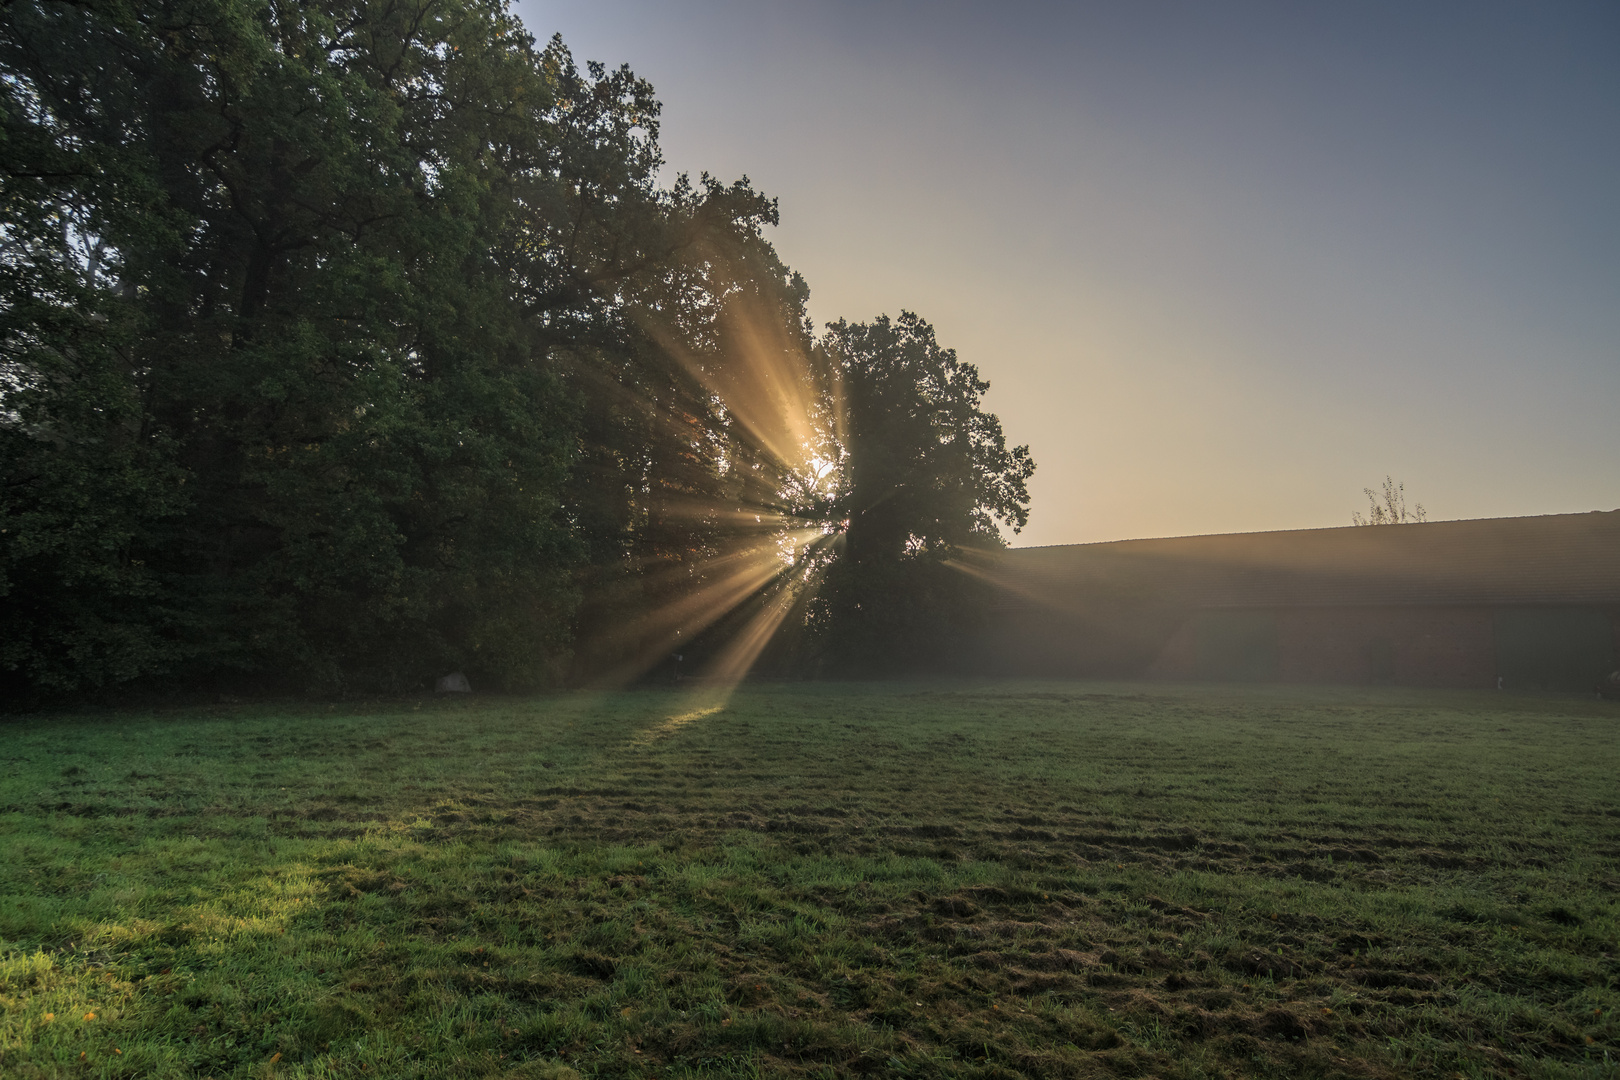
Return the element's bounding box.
[0,0,1033,701]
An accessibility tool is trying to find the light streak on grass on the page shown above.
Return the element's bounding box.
[631,704,726,747]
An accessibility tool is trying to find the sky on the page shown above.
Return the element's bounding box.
[517,0,1620,547]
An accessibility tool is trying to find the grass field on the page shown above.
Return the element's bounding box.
[1,681,1617,1080]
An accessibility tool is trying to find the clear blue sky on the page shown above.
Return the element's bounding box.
[518,0,1620,546]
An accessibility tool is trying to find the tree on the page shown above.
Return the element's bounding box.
[806,312,1035,673]
[0,0,827,698]
[0,2,1034,698]
[554,171,816,684]
[0,1,645,696]
[1352,477,1427,525]
[0,0,597,696]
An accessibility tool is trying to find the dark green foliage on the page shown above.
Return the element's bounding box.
[811,313,1035,673]
[0,0,587,694]
[0,3,1034,698]
[0,1,816,697]
[0,1,194,693]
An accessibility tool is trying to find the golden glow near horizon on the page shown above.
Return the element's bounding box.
[532,3,1620,545]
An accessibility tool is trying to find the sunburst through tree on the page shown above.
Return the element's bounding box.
[0,0,1032,701]
[572,281,1036,692]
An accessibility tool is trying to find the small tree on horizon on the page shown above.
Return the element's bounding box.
[1353,476,1427,525]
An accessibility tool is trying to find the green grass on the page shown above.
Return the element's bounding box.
[1,681,1617,1079]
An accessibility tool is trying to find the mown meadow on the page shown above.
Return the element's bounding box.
[1,682,1616,1079]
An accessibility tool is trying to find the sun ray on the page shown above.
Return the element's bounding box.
[631,288,837,479]
[639,493,809,530]
[582,528,827,687]
[629,531,841,737]
[630,703,726,747]
[571,268,848,692]
[566,249,856,693]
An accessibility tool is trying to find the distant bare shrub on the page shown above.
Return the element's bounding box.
[1353,476,1427,525]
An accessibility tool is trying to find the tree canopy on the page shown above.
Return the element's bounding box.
[0,0,1033,700]
[803,313,1035,673]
